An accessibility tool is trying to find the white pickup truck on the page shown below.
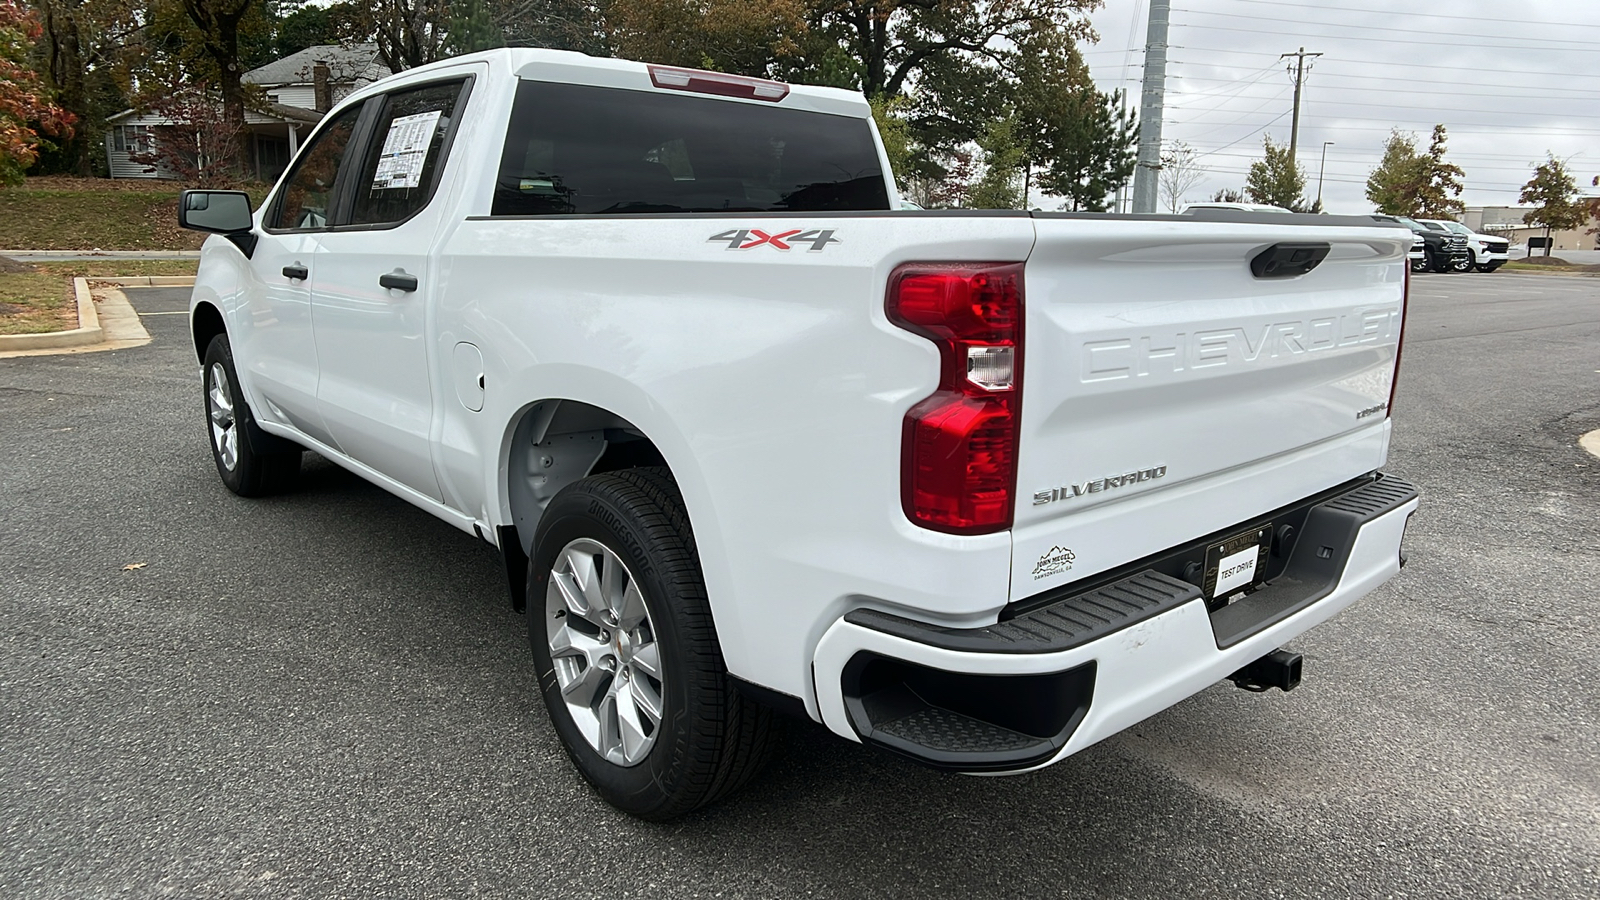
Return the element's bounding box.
[180,49,1420,819]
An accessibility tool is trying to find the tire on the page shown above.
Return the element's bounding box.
[202,333,301,496]
[1453,251,1475,273]
[528,467,776,820]
[1477,263,1501,273]
[1410,257,1428,273]
[1426,248,1449,273]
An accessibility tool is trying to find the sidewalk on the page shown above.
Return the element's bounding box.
[1,250,201,261]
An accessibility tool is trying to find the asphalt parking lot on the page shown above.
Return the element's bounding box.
[2,273,1597,899]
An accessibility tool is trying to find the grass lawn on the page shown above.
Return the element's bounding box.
[0,177,270,251]
[0,258,198,335]
[1501,262,1600,275]
[0,273,77,335]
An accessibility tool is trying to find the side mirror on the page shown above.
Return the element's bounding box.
[178,190,257,257]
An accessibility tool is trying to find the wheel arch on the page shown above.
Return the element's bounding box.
[192,301,226,365]
[497,397,687,613]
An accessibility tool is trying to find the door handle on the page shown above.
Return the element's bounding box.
[282,265,308,280]
[379,272,419,292]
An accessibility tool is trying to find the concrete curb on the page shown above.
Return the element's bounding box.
[1581,429,1600,462]
[89,276,196,287]
[0,281,157,359]
[0,277,103,351]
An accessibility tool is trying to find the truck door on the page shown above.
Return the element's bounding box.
[238,102,364,448]
[309,75,473,503]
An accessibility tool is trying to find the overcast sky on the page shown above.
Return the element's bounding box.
[1080,0,1600,214]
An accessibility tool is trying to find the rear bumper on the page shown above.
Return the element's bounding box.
[812,475,1419,773]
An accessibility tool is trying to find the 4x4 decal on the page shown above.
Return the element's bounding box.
[709,228,840,251]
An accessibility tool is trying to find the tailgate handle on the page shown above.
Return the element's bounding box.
[1251,242,1329,279]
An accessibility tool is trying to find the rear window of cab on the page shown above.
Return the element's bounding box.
[492,80,890,216]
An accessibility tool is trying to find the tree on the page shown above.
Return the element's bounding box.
[1412,124,1464,218]
[870,94,913,192]
[488,0,607,55]
[337,0,449,72]
[1366,125,1464,218]
[1588,176,1600,245]
[1159,140,1204,214]
[1011,40,1136,212]
[0,0,74,184]
[174,0,265,153]
[1245,135,1304,210]
[125,83,243,184]
[1365,129,1421,215]
[787,0,1098,169]
[1519,154,1585,257]
[925,148,975,208]
[28,0,136,174]
[445,0,504,54]
[1210,187,1245,203]
[275,2,338,57]
[967,115,1023,209]
[604,0,803,76]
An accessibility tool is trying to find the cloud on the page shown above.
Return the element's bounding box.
[1084,0,1600,213]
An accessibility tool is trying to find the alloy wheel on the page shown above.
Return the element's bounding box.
[207,362,239,471]
[544,537,665,766]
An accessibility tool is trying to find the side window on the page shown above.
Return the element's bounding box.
[347,80,466,226]
[269,103,363,231]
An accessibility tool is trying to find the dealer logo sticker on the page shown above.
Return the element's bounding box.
[1032,546,1076,581]
[708,228,840,251]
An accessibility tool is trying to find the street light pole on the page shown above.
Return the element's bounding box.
[1316,141,1334,210]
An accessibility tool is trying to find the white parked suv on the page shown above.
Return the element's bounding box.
[179,49,1420,819]
[1421,219,1509,272]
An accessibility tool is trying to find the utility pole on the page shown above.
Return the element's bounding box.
[1131,0,1171,214]
[1280,47,1322,170]
[1316,140,1334,209]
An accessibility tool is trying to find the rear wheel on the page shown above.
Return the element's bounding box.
[528,468,776,820]
[202,334,300,496]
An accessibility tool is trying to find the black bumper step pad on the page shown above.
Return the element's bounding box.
[845,571,1200,655]
[846,473,1419,656]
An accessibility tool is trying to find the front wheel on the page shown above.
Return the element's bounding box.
[202,334,300,496]
[1452,252,1474,273]
[1425,248,1449,273]
[528,468,776,820]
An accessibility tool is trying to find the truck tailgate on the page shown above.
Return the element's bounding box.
[1011,217,1409,600]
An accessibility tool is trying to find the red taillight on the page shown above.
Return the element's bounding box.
[1388,262,1410,417]
[647,66,790,102]
[887,263,1024,535]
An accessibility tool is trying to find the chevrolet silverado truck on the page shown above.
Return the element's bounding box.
[178,49,1420,820]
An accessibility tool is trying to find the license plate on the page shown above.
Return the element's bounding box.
[1203,525,1271,602]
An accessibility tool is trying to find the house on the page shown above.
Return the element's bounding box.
[105,44,386,181]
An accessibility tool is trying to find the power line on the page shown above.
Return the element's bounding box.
[1176,22,1600,52]
[1166,71,1600,98]
[1296,98,1600,122]
[1168,47,1600,80]
[1198,0,1600,32]
[1173,7,1600,49]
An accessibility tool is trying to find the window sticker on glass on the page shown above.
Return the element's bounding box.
[372,110,442,190]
